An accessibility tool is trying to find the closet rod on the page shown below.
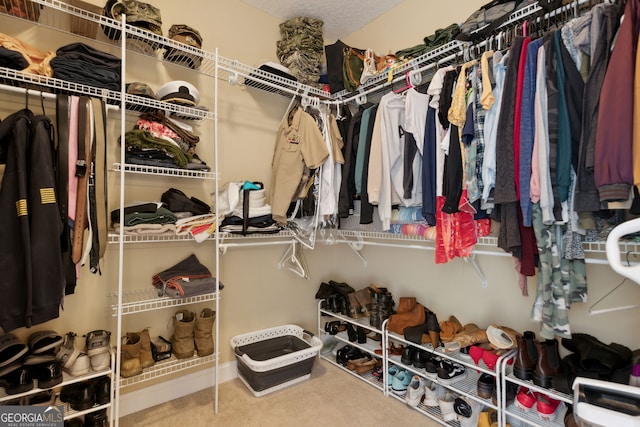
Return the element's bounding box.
[0,82,120,111]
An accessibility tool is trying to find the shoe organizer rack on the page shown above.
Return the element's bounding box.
[317,301,516,427]
[500,355,573,427]
[317,301,386,392]
[0,351,114,423]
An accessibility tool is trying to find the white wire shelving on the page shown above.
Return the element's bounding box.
[111,162,217,180]
[107,288,219,316]
[118,353,217,388]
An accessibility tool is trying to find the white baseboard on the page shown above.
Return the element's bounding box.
[118,360,238,417]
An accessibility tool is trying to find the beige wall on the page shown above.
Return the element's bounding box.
[1,0,639,403]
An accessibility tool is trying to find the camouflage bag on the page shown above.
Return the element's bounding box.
[342,47,365,92]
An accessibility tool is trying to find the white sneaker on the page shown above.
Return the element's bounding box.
[64,352,90,376]
[423,380,439,407]
[56,332,80,369]
[405,375,425,407]
[454,396,481,427]
[438,390,457,422]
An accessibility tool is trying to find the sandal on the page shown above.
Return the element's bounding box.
[28,330,63,355]
[0,333,28,368]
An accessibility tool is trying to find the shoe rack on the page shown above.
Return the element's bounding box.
[500,356,573,427]
[0,351,115,423]
[317,301,386,392]
[317,301,517,426]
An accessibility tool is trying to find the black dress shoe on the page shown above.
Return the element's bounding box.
[413,349,430,369]
[477,373,495,399]
[400,346,416,366]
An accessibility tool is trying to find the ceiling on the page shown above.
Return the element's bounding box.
[241,0,405,42]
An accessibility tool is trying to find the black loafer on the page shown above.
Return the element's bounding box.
[1,365,33,395]
[477,373,495,399]
[31,361,63,389]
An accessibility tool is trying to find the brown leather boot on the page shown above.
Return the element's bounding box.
[386,303,425,335]
[194,308,216,357]
[533,338,561,388]
[137,329,155,369]
[513,331,538,380]
[120,334,142,378]
[172,310,195,359]
[396,297,417,314]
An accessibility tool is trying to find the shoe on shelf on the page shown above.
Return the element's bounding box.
[425,356,441,379]
[346,355,372,372]
[405,375,425,407]
[31,360,63,388]
[400,346,416,366]
[514,387,538,412]
[84,409,108,427]
[413,349,429,369]
[454,396,481,427]
[391,369,412,395]
[513,331,538,380]
[85,329,112,371]
[91,376,111,405]
[69,381,96,411]
[437,390,457,422]
[437,359,467,384]
[477,372,495,399]
[423,380,439,407]
[0,365,33,395]
[439,315,463,342]
[65,353,90,377]
[56,332,81,370]
[533,338,561,388]
[120,334,142,378]
[172,310,196,359]
[386,364,399,389]
[536,393,563,421]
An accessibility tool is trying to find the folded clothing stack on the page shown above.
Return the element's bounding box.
[50,43,121,91]
[152,254,223,298]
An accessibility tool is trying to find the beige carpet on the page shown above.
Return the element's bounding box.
[119,358,440,426]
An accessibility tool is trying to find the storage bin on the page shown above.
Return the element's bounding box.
[230,324,322,397]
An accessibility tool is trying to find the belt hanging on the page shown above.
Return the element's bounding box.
[72,97,92,264]
[89,98,107,273]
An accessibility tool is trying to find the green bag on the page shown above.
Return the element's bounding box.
[342,47,365,92]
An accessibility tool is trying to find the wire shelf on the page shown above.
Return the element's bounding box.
[217,56,328,99]
[108,288,219,316]
[107,232,216,244]
[504,401,568,427]
[111,162,217,180]
[119,353,217,388]
[388,391,461,426]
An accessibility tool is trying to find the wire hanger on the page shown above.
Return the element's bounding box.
[589,276,640,315]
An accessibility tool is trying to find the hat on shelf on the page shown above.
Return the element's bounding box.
[125,82,157,112]
[156,80,200,107]
[103,0,163,53]
[164,24,204,69]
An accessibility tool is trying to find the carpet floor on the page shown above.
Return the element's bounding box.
[119,358,440,426]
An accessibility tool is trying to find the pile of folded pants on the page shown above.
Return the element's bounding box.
[152,254,222,298]
[50,43,121,91]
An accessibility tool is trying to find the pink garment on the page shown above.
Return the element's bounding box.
[136,119,181,141]
[435,196,476,264]
[67,96,79,222]
[530,123,541,203]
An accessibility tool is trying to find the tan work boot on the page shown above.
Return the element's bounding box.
[120,334,142,378]
[137,329,155,369]
[194,308,216,357]
[172,310,195,359]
